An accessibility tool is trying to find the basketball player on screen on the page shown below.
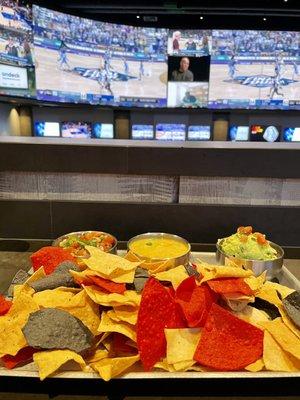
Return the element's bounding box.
[139,60,144,80]
[269,74,284,99]
[228,54,237,80]
[58,42,71,71]
[123,57,129,77]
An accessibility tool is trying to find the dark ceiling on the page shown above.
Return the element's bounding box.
[28,0,300,30]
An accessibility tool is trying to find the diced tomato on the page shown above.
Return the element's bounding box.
[256,233,267,245]
[237,226,252,235]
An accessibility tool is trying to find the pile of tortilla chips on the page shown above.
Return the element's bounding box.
[0,244,300,381]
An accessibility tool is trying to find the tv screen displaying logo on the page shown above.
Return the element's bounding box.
[155,124,186,141]
[228,126,250,141]
[34,122,60,137]
[132,125,154,140]
[283,127,300,142]
[61,122,92,138]
[187,125,211,141]
[92,123,114,139]
[0,64,28,89]
[250,125,280,142]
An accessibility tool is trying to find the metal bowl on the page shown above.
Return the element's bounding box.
[52,231,118,255]
[216,239,284,279]
[127,232,191,268]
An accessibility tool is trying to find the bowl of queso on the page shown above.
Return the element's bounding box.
[53,231,117,258]
[127,232,191,267]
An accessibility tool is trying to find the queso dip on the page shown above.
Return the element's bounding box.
[129,237,189,259]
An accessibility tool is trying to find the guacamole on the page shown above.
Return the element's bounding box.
[218,226,278,261]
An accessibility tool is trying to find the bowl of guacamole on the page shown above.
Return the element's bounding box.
[216,226,284,278]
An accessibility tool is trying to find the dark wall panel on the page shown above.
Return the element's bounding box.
[50,202,300,246]
[0,200,52,239]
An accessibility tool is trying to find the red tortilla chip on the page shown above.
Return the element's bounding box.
[1,347,37,369]
[207,278,253,296]
[73,275,94,286]
[0,295,12,316]
[89,276,126,294]
[137,277,185,371]
[175,276,218,328]
[30,246,76,275]
[112,333,136,357]
[194,303,264,370]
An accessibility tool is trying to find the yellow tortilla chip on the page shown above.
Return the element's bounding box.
[0,289,39,356]
[245,272,266,292]
[33,350,86,381]
[256,283,282,307]
[124,251,141,262]
[278,305,300,339]
[91,354,139,381]
[154,265,188,289]
[264,281,295,299]
[234,305,270,328]
[33,288,100,336]
[260,318,300,360]
[263,330,300,371]
[154,358,176,372]
[83,245,140,283]
[245,358,264,372]
[196,262,253,284]
[173,360,196,371]
[85,348,109,364]
[98,311,137,342]
[13,282,36,298]
[33,288,81,308]
[107,306,138,326]
[165,328,201,364]
[84,285,140,308]
[25,267,46,285]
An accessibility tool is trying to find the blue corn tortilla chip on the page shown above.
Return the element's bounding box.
[282,291,300,329]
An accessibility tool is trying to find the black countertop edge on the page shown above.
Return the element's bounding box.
[0,238,299,259]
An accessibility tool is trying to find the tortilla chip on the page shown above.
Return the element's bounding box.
[260,318,300,360]
[234,305,270,328]
[154,265,188,289]
[173,360,197,371]
[278,305,300,339]
[124,251,141,262]
[91,354,139,381]
[196,263,253,284]
[107,306,138,326]
[154,358,176,372]
[33,289,100,336]
[245,272,266,292]
[25,267,46,285]
[165,328,201,364]
[83,245,140,283]
[84,285,141,307]
[263,330,300,371]
[265,281,295,299]
[33,288,82,308]
[245,358,265,372]
[85,348,109,364]
[98,312,136,342]
[33,350,86,380]
[256,283,282,307]
[194,303,264,371]
[0,289,39,356]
